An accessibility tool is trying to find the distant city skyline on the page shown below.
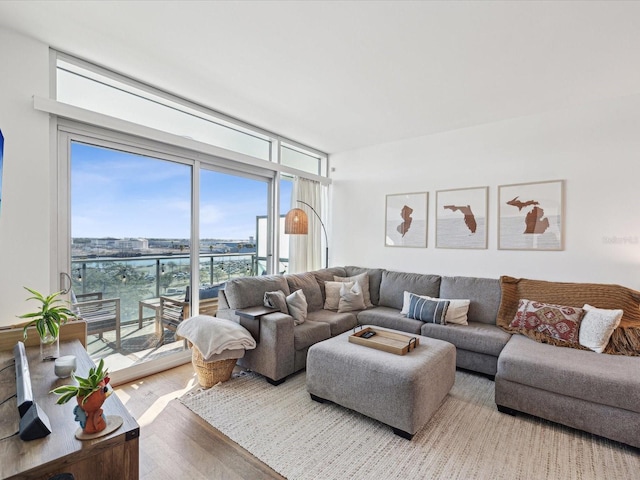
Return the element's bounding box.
[71,142,292,239]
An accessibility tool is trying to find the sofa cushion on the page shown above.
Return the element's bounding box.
[579,304,623,353]
[497,334,640,414]
[313,267,347,300]
[345,266,385,305]
[440,276,500,325]
[498,276,640,355]
[357,306,423,334]
[287,272,324,312]
[379,271,441,310]
[421,321,511,357]
[510,299,585,345]
[224,275,290,310]
[307,309,358,336]
[293,320,331,351]
[334,272,373,308]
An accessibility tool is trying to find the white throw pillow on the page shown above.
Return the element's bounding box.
[334,272,373,308]
[286,289,308,325]
[401,291,470,325]
[324,281,353,310]
[338,281,366,313]
[579,304,623,353]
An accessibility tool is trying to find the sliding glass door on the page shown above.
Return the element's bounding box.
[199,168,268,294]
[64,134,276,379]
[70,141,192,373]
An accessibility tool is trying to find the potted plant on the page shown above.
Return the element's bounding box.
[50,358,112,434]
[18,287,77,361]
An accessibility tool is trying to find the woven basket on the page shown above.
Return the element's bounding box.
[191,347,237,388]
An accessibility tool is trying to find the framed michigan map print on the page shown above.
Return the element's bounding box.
[436,186,488,249]
[498,180,564,250]
[385,192,428,247]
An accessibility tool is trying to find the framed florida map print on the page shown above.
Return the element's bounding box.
[385,192,428,248]
[436,186,488,249]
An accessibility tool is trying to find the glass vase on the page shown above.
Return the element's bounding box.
[40,333,60,361]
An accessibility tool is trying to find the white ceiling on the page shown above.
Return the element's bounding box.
[1,1,640,154]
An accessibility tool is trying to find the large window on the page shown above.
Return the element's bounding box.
[66,138,274,378]
[57,60,271,160]
[71,141,192,372]
[53,53,328,381]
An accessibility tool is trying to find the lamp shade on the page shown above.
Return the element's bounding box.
[284,208,309,234]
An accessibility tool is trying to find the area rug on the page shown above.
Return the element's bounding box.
[180,370,639,480]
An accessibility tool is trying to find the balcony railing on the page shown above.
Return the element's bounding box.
[71,252,278,324]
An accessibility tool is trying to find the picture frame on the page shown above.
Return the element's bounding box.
[385,192,428,248]
[436,186,488,249]
[498,180,564,250]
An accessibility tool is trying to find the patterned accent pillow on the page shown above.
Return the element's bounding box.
[510,299,585,344]
[401,291,470,325]
[579,304,623,353]
[264,290,289,315]
[407,293,449,324]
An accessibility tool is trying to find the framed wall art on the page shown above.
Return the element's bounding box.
[385,192,428,247]
[498,180,564,250]
[436,186,488,249]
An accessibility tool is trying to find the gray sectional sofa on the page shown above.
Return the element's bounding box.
[216,266,640,448]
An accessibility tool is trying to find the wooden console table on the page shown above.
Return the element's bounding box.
[0,339,139,480]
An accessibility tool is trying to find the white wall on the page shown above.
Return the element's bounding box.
[330,95,640,290]
[0,29,52,326]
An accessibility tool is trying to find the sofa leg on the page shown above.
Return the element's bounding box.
[266,377,286,386]
[497,405,517,416]
[392,427,414,440]
[310,393,326,403]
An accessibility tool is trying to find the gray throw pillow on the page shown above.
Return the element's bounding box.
[334,272,373,308]
[286,289,308,325]
[264,290,289,314]
[338,282,366,313]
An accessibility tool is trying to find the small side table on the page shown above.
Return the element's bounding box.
[234,306,278,343]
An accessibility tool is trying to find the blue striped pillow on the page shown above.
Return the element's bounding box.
[407,293,450,324]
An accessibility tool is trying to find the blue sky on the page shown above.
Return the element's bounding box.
[71,142,291,239]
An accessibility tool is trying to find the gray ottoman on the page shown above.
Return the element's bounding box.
[306,326,456,440]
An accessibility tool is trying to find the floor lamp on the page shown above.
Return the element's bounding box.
[284,200,329,269]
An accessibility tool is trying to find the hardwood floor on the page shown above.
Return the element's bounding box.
[114,364,285,480]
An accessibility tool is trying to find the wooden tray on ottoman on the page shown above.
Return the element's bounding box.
[349,327,419,355]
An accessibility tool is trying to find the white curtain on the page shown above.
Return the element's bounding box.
[289,177,326,273]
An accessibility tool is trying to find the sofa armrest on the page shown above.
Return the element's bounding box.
[241,311,296,382]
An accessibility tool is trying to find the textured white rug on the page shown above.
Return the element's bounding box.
[180,370,639,480]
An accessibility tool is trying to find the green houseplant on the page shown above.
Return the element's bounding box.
[50,358,112,434]
[50,358,110,405]
[19,287,77,360]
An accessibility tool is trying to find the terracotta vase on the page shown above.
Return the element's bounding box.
[73,381,111,434]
